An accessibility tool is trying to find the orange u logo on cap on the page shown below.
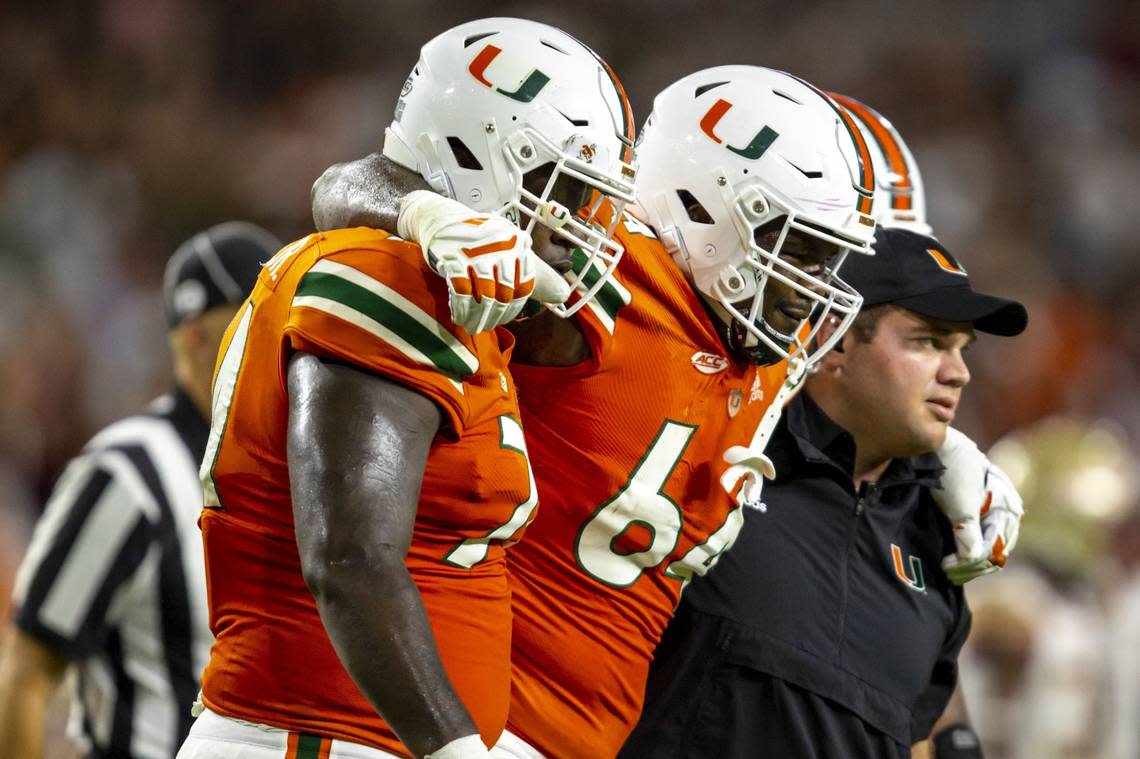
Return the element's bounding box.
[926,248,967,276]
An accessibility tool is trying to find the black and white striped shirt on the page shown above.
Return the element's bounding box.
[12,389,212,759]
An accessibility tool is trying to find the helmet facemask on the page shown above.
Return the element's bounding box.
[491,111,637,317]
[695,180,865,367]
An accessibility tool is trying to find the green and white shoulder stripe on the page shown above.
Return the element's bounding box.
[293,259,479,391]
[571,248,632,335]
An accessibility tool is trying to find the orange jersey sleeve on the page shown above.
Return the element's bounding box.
[282,230,484,435]
[200,229,532,754]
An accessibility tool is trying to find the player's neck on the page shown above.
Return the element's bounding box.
[506,310,592,366]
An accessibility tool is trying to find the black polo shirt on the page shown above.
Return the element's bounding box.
[619,391,971,759]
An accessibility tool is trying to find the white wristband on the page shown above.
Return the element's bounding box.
[424,734,491,759]
[397,190,471,247]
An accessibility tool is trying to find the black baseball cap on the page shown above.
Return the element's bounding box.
[163,221,281,328]
[840,227,1028,336]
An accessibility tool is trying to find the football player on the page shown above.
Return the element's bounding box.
[312,59,878,757]
[177,19,635,759]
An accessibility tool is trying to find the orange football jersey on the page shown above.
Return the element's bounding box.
[505,216,791,758]
[198,228,535,755]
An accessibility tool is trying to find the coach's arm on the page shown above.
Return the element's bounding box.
[0,626,69,757]
[912,683,982,759]
[287,352,479,758]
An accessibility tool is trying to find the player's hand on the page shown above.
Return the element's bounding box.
[398,191,571,333]
[935,427,1024,584]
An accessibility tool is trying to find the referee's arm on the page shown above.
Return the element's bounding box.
[0,452,158,756]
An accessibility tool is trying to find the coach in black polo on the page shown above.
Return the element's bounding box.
[619,228,1027,759]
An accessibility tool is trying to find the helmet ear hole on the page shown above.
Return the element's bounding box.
[446,137,483,170]
[676,190,713,224]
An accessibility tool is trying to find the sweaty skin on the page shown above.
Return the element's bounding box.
[311,153,414,233]
[287,352,479,757]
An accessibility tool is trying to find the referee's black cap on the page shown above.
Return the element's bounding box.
[163,222,281,329]
[842,227,1028,336]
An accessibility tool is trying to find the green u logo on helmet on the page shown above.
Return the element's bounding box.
[468,44,551,103]
[699,99,780,160]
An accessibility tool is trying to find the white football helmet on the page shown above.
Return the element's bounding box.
[635,66,877,367]
[829,93,931,235]
[383,17,637,317]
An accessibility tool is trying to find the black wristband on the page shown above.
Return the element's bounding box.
[932,723,984,759]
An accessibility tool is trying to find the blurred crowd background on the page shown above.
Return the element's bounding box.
[2,1,1138,756]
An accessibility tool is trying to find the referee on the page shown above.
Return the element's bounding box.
[0,222,280,759]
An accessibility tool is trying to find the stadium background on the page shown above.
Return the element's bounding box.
[1,1,1137,756]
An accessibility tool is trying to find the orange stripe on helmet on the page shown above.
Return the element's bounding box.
[790,76,875,217]
[831,93,913,211]
[597,56,636,163]
[835,106,876,216]
[574,35,636,164]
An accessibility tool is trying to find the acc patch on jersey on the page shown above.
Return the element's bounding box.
[691,351,729,374]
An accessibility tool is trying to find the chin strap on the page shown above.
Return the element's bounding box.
[720,355,807,509]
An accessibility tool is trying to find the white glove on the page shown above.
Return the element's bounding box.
[424,735,492,759]
[721,445,776,512]
[398,191,571,333]
[935,427,1024,584]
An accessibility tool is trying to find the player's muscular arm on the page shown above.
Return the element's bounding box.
[0,626,69,757]
[311,152,427,232]
[287,352,479,757]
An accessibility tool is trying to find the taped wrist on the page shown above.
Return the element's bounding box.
[423,734,490,759]
[397,190,471,249]
[932,723,984,759]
